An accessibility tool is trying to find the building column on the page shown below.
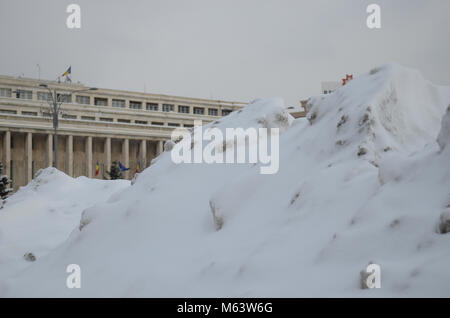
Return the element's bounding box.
[66,135,73,176]
[104,137,111,178]
[156,140,163,156]
[45,133,53,168]
[140,139,147,169]
[122,138,129,179]
[2,131,11,177]
[25,132,32,183]
[85,136,92,178]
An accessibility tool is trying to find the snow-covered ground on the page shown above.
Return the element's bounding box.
[1,63,449,297]
[0,169,129,288]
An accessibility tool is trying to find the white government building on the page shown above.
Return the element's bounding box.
[321,81,341,95]
[0,75,246,190]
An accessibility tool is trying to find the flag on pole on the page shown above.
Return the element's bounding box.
[95,162,99,176]
[136,161,141,173]
[118,161,129,171]
[62,66,71,77]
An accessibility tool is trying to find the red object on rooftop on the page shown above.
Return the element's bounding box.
[342,74,353,86]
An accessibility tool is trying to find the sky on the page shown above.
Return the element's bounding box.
[0,0,449,107]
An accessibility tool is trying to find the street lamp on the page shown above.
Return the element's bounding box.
[39,84,97,169]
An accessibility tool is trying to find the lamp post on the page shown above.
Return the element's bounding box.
[38,84,97,169]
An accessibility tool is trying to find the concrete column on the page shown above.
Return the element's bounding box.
[122,138,129,179]
[140,139,147,168]
[66,135,73,176]
[104,137,111,178]
[45,133,53,168]
[85,136,92,178]
[25,132,32,183]
[2,131,11,177]
[156,140,163,156]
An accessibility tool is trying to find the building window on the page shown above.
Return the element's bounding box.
[94,97,108,106]
[0,109,17,115]
[184,124,194,128]
[222,109,232,116]
[118,119,131,123]
[168,123,180,127]
[57,93,72,103]
[112,99,125,108]
[76,95,90,105]
[42,112,52,117]
[178,105,190,113]
[152,122,164,126]
[99,117,113,122]
[81,116,95,121]
[16,89,32,99]
[37,91,52,101]
[62,114,77,119]
[135,120,148,125]
[208,108,218,116]
[193,107,204,115]
[0,88,11,97]
[146,103,159,111]
[129,101,142,110]
[162,104,174,112]
[22,111,38,116]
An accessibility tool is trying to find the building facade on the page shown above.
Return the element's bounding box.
[0,75,246,190]
[321,81,341,94]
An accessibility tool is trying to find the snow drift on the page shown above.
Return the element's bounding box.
[1,64,450,297]
[0,168,129,284]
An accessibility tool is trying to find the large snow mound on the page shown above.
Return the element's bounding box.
[0,168,129,284]
[1,64,450,297]
[306,64,450,163]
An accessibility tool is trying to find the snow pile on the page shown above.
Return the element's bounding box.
[0,168,129,283]
[306,64,449,163]
[1,64,450,297]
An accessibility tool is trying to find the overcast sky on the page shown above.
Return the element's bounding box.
[0,0,449,107]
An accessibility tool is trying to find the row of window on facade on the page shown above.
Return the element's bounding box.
[0,109,194,128]
[0,108,195,128]
[0,87,232,116]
